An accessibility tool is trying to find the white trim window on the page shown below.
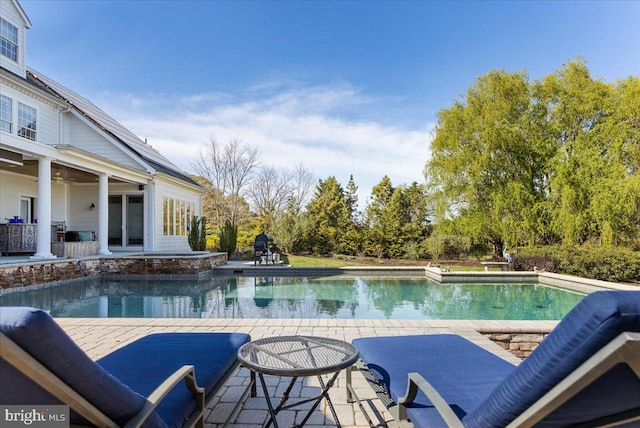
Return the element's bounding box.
[0,94,11,133]
[0,17,18,62]
[17,102,36,141]
[163,197,195,237]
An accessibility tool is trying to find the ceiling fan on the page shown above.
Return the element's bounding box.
[35,172,75,184]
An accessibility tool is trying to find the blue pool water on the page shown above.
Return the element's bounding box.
[0,275,585,320]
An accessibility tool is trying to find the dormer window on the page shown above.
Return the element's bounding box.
[0,17,18,62]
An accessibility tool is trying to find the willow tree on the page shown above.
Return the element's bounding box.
[537,62,640,246]
[599,76,640,246]
[425,69,551,254]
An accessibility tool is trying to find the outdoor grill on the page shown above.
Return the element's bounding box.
[253,233,276,265]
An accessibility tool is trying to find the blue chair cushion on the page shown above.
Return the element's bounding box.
[465,290,640,427]
[0,307,251,428]
[0,307,165,427]
[354,291,640,428]
[97,332,251,428]
[353,334,516,427]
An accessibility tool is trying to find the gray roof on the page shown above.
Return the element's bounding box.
[26,68,199,187]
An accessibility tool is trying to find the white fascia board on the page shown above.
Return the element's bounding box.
[54,144,152,183]
[0,136,59,159]
[10,0,32,28]
[0,138,150,184]
[66,108,156,175]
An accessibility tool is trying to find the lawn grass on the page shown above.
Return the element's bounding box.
[283,255,362,267]
[283,255,487,271]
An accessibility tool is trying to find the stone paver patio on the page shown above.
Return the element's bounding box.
[56,317,531,428]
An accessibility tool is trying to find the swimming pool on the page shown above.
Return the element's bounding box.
[0,275,585,320]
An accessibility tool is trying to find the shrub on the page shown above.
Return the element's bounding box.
[218,219,237,257]
[512,255,558,272]
[516,245,640,283]
[403,242,424,260]
[188,216,207,251]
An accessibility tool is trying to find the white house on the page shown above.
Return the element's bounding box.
[0,0,203,259]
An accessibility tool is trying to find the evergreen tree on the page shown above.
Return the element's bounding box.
[344,175,364,255]
[218,219,237,257]
[364,176,395,258]
[401,182,432,258]
[345,175,359,220]
[188,216,207,251]
[306,176,355,255]
[273,196,311,254]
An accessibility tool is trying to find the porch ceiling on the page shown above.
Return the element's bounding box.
[0,160,126,184]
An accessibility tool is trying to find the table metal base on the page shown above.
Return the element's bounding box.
[255,370,342,428]
[238,336,359,428]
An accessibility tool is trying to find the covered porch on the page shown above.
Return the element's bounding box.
[0,151,154,260]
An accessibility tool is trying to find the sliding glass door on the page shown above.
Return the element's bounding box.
[108,195,144,249]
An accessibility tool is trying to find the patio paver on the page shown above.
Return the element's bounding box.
[56,317,530,427]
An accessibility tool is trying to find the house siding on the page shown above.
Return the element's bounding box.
[0,170,69,226]
[68,115,144,171]
[154,179,201,252]
[0,171,35,221]
[36,98,60,145]
[0,83,60,146]
[68,184,99,237]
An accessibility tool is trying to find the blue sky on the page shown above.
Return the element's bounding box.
[20,0,640,206]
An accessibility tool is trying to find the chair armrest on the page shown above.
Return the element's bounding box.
[398,372,464,428]
[124,365,205,428]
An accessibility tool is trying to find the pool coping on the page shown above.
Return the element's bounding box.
[2,260,636,333]
[215,262,638,292]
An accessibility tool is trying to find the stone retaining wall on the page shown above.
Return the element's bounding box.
[100,253,227,276]
[0,252,227,290]
[0,259,101,288]
[485,333,548,359]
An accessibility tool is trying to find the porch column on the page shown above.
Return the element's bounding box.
[31,157,55,260]
[145,179,155,251]
[98,173,111,255]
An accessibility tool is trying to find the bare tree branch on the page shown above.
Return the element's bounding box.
[190,136,259,227]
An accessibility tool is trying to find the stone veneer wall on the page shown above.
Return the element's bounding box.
[485,333,548,359]
[0,259,101,288]
[0,253,227,289]
[99,253,227,276]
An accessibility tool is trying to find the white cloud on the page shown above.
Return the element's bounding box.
[93,83,434,208]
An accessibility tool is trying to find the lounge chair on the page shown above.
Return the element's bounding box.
[348,290,640,427]
[0,307,251,427]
